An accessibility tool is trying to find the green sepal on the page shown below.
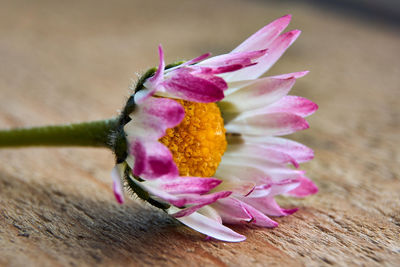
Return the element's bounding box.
[123,165,171,210]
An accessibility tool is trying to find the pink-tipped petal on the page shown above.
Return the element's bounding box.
[209,64,244,74]
[111,165,125,204]
[126,97,185,139]
[238,201,279,227]
[254,29,301,75]
[265,96,319,117]
[172,191,231,218]
[177,212,246,242]
[220,77,296,113]
[268,179,302,196]
[161,69,226,103]
[233,135,314,163]
[245,184,272,198]
[160,177,222,194]
[142,179,232,207]
[131,139,179,180]
[215,163,268,185]
[199,49,268,68]
[214,180,257,197]
[270,71,309,79]
[139,45,167,102]
[232,14,292,53]
[226,30,301,82]
[225,142,299,168]
[242,196,298,217]
[225,112,309,136]
[171,191,232,207]
[146,45,165,87]
[181,52,211,67]
[217,156,305,184]
[286,176,319,197]
[212,198,253,224]
[198,206,223,224]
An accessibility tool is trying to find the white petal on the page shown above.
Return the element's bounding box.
[198,206,223,223]
[225,111,309,136]
[111,165,125,204]
[217,155,304,184]
[224,142,298,167]
[176,212,246,242]
[229,135,314,163]
[219,77,295,114]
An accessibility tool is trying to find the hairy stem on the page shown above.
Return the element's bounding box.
[0,118,119,148]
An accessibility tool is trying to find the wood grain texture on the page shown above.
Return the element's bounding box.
[0,0,399,266]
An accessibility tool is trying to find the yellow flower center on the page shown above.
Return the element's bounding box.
[159,99,227,177]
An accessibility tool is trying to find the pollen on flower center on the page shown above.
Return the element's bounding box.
[159,99,227,177]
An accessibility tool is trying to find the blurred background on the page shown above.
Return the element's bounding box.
[0,0,399,266]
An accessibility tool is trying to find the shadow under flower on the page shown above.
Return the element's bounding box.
[0,170,213,265]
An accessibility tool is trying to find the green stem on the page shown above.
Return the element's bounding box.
[0,118,119,148]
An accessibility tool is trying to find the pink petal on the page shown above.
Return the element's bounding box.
[232,14,292,53]
[140,97,185,128]
[225,112,309,136]
[176,212,246,242]
[286,176,318,197]
[111,165,125,204]
[220,77,296,113]
[195,72,228,89]
[161,69,226,103]
[265,96,318,117]
[160,177,222,194]
[126,97,184,139]
[131,139,179,180]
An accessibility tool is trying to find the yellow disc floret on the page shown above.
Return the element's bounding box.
[159,99,227,177]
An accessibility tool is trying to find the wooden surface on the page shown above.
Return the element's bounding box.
[0,0,399,266]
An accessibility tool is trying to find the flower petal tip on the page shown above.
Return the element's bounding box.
[111,166,125,204]
[177,212,247,242]
[287,177,319,197]
[283,14,292,19]
[113,189,125,204]
[282,208,298,215]
[270,221,279,228]
[291,159,300,169]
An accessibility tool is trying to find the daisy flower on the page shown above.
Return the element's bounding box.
[112,15,318,242]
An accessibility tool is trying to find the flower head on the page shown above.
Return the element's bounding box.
[113,15,318,242]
